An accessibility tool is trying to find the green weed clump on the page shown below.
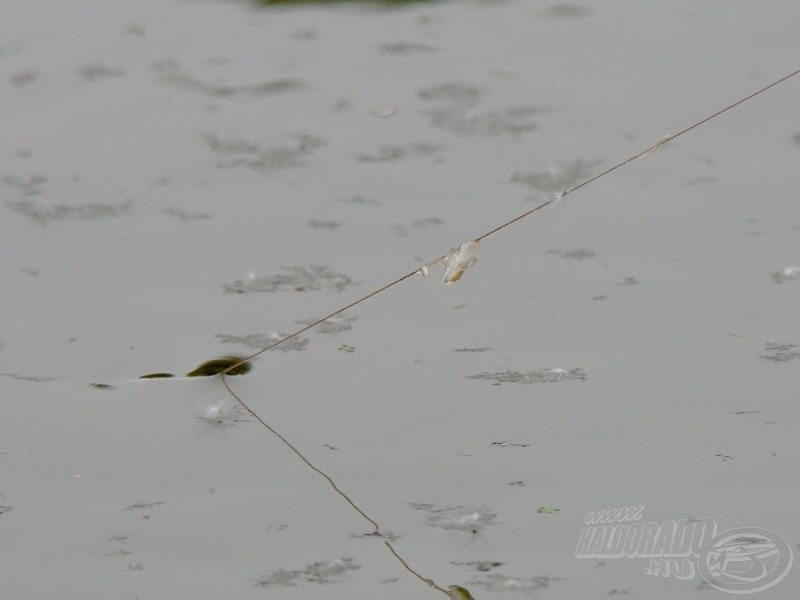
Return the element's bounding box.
[187,356,252,377]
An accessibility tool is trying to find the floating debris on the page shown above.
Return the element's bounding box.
[616,277,640,287]
[254,568,300,586]
[7,199,133,224]
[759,342,800,362]
[162,208,211,222]
[223,265,356,294]
[307,219,342,229]
[337,195,381,206]
[1,174,46,196]
[296,314,356,334]
[412,217,445,229]
[418,82,546,137]
[204,132,325,171]
[469,573,560,593]
[372,106,396,117]
[306,557,361,582]
[429,106,541,137]
[9,70,38,86]
[545,248,597,260]
[0,372,55,382]
[418,82,485,104]
[355,143,444,163]
[410,504,497,533]
[291,28,318,40]
[200,400,249,428]
[186,356,251,377]
[203,133,259,156]
[105,534,131,544]
[512,161,593,193]
[685,175,718,186]
[419,241,479,284]
[491,441,530,448]
[467,368,586,385]
[139,373,175,379]
[451,560,504,572]
[124,501,164,511]
[160,72,306,98]
[537,507,560,514]
[773,265,800,283]
[443,242,479,283]
[511,159,602,193]
[254,557,359,587]
[349,530,402,542]
[453,347,492,353]
[216,332,309,352]
[76,64,126,81]
[378,42,439,55]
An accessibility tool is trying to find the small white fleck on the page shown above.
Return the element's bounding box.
[373,107,396,117]
[774,265,800,283]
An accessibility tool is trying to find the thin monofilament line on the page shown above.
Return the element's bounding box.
[219,67,800,597]
[219,375,451,596]
[223,66,800,373]
[222,269,425,374]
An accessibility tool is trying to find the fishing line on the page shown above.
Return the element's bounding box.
[218,67,800,597]
[223,66,800,370]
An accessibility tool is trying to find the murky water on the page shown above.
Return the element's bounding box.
[2,1,799,598]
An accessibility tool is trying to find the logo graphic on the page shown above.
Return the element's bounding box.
[576,507,792,594]
[698,527,793,594]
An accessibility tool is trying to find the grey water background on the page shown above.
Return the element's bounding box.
[1,1,799,598]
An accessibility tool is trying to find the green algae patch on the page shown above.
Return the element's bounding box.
[448,585,477,600]
[186,356,252,377]
[537,506,560,514]
[139,372,176,379]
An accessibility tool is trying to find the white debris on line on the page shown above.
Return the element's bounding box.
[417,240,480,284]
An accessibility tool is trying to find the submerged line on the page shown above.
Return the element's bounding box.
[220,373,451,596]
